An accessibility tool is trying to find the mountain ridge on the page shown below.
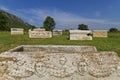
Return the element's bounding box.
[0,9,35,31]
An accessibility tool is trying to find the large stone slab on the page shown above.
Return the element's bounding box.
[11,28,24,35]
[29,29,52,38]
[69,30,92,40]
[93,30,108,37]
[0,45,120,80]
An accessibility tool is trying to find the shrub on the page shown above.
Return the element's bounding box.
[109,28,118,32]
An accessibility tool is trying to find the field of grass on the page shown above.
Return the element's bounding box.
[0,31,120,56]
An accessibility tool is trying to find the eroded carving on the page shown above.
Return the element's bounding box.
[34,61,47,78]
[87,52,118,78]
[0,45,120,80]
[77,59,88,76]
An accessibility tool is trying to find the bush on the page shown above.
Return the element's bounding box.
[109,28,118,32]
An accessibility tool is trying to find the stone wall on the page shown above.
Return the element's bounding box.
[29,29,52,38]
[0,45,120,80]
[93,30,108,37]
[53,30,62,36]
[11,28,24,35]
[69,30,92,40]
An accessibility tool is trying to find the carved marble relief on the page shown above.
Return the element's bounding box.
[0,46,120,80]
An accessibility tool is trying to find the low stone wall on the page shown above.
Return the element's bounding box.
[69,30,92,40]
[0,45,120,80]
[11,28,24,35]
[53,30,62,36]
[93,30,108,37]
[29,29,52,38]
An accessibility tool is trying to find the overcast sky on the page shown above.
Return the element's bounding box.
[0,0,120,30]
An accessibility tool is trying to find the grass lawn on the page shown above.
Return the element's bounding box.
[0,31,120,56]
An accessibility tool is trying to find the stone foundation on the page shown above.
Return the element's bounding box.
[0,45,120,80]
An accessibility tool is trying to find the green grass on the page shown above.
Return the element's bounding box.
[0,31,120,56]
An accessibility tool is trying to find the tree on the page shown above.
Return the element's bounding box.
[78,24,89,30]
[43,16,55,31]
[109,28,118,32]
[0,11,8,31]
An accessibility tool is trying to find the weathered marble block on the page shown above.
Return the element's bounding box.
[29,29,52,38]
[93,30,108,37]
[11,28,24,35]
[53,30,62,36]
[0,45,120,80]
[69,30,92,40]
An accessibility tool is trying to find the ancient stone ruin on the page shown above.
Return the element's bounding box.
[53,30,62,36]
[93,30,108,37]
[29,29,52,38]
[69,30,92,40]
[11,28,24,35]
[0,45,120,80]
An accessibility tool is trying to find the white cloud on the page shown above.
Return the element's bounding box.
[17,8,108,29]
[0,6,120,30]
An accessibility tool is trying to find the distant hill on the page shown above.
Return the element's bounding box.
[0,9,35,31]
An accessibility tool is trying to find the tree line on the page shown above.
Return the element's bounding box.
[42,16,120,32]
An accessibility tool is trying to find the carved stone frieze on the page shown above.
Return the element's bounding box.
[0,45,120,80]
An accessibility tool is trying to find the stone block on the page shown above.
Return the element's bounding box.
[69,30,92,40]
[11,28,24,35]
[29,29,52,38]
[93,30,108,37]
[53,30,62,36]
[0,45,120,80]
